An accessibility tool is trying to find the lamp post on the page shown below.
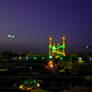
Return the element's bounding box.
[8,34,15,52]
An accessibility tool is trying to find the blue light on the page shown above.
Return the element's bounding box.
[26,56,29,60]
[86,45,89,49]
[13,57,17,60]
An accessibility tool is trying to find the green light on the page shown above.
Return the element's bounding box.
[59,53,63,55]
[56,45,64,49]
[30,66,32,70]
[50,64,53,68]
[60,57,63,60]
[85,76,92,81]
[33,80,36,83]
[52,46,56,50]
[78,57,84,63]
[42,57,45,60]
[50,45,64,50]
[24,81,28,85]
[49,45,52,48]
[49,55,53,59]
[34,57,37,60]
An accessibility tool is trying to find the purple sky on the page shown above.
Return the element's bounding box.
[0,0,92,53]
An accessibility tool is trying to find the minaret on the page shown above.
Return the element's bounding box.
[62,36,66,56]
[49,37,52,55]
[52,43,56,56]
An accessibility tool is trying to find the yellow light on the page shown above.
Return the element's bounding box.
[62,36,66,40]
[49,43,51,45]
[48,60,53,68]
[57,43,60,46]
[50,64,53,68]
[78,57,84,63]
[26,87,32,91]
[19,85,25,90]
[52,50,55,53]
[55,56,59,59]
[19,57,22,59]
[19,85,23,89]
[49,37,52,40]
[48,60,53,65]
[53,43,55,46]
[57,51,60,54]
[37,83,40,87]
[59,69,65,72]
[63,53,66,56]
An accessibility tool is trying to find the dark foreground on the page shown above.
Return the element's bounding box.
[0,68,92,92]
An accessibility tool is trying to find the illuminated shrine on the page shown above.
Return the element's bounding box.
[49,36,66,59]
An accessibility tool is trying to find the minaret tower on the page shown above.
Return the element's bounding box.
[62,36,66,56]
[49,37,52,55]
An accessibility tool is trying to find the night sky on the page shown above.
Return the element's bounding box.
[0,0,92,54]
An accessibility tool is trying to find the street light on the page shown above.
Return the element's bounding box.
[8,34,15,39]
[8,34,15,52]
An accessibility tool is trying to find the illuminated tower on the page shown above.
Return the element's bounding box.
[52,43,56,56]
[49,37,52,55]
[48,36,66,59]
[62,36,66,56]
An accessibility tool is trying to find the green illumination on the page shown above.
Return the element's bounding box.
[49,55,53,59]
[52,46,56,50]
[34,57,37,60]
[24,81,28,85]
[56,45,64,49]
[0,69,8,71]
[50,64,53,68]
[33,80,36,83]
[59,53,63,55]
[60,57,63,60]
[50,45,64,50]
[30,66,32,70]
[49,44,65,56]
[85,76,92,81]
[49,36,66,57]
[49,45,64,49]
[49,45,52,48]
[42,57,45,60]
